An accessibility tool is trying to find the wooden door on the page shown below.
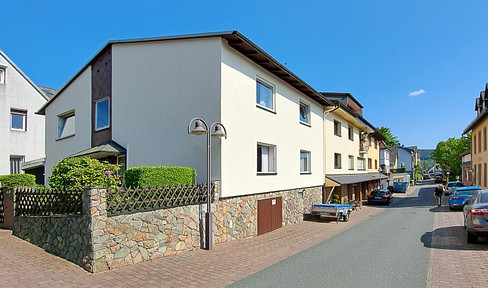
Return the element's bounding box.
[258,197,282,235]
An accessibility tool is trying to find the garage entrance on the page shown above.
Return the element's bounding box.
[257,197,282,235]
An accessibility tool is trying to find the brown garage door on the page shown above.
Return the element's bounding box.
[257,197,282,235]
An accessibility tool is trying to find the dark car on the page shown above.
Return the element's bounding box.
[367,189,393,205]
[463,190,488,243]
[435,174,446,184]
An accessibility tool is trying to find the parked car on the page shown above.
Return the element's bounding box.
[367,189,393,205]
[423,174,431,180]
[449,186,482,210]
[463,190,488,243]
[445,181,463,196]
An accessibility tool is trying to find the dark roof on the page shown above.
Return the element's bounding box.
[320,92,363,108]
[37,86,58,99]
[326,173,383,185]
[69,141,126,159]
[321,95,376,131]
[463,109,488,135]
[38,31,333,115]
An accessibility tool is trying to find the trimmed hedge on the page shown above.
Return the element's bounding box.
[0,174,36,187]
[124,166,196,188]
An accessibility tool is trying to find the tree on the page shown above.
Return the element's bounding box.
[376,126,400,148]
[431,134,471,180]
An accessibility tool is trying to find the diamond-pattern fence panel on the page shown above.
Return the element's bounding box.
[107,183,213,215]
[15,187,83,216]
[0,187,4,223]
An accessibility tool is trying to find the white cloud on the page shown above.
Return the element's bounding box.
[409,89,426,97]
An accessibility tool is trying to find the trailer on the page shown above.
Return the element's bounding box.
[311,203,353,222]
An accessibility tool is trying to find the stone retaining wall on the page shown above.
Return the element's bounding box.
[13,184,323,273]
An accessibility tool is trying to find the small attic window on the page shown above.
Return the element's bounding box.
[0,67,5,84]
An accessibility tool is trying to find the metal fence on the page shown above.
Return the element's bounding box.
[107,183,213,215]
[15,187,84,216]
[0,187,4,223]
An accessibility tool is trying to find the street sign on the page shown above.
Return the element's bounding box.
[446,166,450,173]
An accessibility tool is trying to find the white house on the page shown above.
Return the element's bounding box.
[39,31,334,237]
[0,50,51,184]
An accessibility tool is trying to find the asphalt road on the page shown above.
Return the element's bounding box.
[228,184,436,288]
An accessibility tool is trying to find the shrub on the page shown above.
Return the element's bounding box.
[331,194,340,204]
[49,157,120,189]
[0,174,36,187]
[124,166,196,188]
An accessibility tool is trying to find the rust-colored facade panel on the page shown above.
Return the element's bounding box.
[91,47,112,147]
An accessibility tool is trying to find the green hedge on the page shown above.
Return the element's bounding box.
[0,174,36,187]
[124,166,196,188]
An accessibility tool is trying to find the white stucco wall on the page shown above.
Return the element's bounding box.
[219,41,324,197]
[44,69,92,182]
[324,113,366,175]
[0,53,47,175]
[111,38,222,184]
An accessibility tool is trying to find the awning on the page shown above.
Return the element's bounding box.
[69,141,126,159]
[21,157,45,170]
[326,173,384,186]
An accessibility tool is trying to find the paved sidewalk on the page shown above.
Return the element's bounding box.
[0,200,389,288]
[429,205,488,288]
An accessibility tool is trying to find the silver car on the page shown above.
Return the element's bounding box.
[463,190,488,243]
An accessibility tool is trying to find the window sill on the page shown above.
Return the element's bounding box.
[257,172,277,176]
[334,167,342,169]
[56,134,75,141]
[256,104,276,114]
[299,121,311,127]
[300,172,311,175]
[10,129,26,132]
[95,126,110,132]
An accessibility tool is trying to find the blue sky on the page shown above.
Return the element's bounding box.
[2,0,487,149]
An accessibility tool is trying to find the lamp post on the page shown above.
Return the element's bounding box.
[378,168,383,189]
[188,118,227,250]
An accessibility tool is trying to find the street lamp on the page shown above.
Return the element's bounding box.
[188,118,227,250]
[378,168,383,189]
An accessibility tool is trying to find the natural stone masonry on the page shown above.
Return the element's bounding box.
[13,184,322,273]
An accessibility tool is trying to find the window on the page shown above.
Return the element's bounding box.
[0,67,5,84]
[299,101,310,125]
[375,159,378,169]
[368,158,372,169]
[474,134,477,154]
[58,111,75,139]
[10,156,24,174]
[334,153,342,169]
[257,143,276,173]
[484,127,487,151]
[10,109,27,131]
[479,131,482,153]
[374,138,378,149]
[357,157,365,170]
[300,150,311,173]
[348,125,354,141]
[485,163,487,187]
[479,164,482,185]
[348,155,354,170]
[256,79,274,111]
[95,98,110,131]
[117,155,126,176]
[334,120,341,137]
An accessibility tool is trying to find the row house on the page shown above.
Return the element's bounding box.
[38,31,383,239]
[0,50,54,184]
[463,83,488,189]
[320,93,383,203]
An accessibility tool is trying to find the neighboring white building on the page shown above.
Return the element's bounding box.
[39,31,335,237]
[0,50,52,184]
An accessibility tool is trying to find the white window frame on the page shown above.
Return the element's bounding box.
[10,155,24,174]
[299,101,311,125]
[300,150,311,174]
[257,143,276,174]
[95,98,110,131]
[0,67,5,84]
[334,153,342,169]
[348,155,354,170]
[10,109,27,131]
[57,110,75,140]
[357,157,365,171]
[256,78,275,112]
